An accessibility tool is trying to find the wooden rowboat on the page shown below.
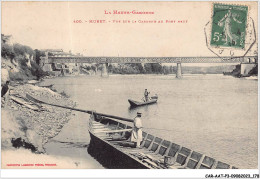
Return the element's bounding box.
[89,112,237,169]
[10,95,40,111]
[25,95,237,169]
[128,95,158,107]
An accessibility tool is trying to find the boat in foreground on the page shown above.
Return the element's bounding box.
[88,112,237,169]
[128,95,158,107]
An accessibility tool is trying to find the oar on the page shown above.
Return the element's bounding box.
[26,94,134,123]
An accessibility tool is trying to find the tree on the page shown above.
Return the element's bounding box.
[151,63,163,74]
[1,34,15,59]
[163,66,170,75]
[30,61,48,80]
[1,34,11,44]
[144,64,152,73]
[1,43,15,59]
[136,63,145,73]
[91,65,96,72]
[13,43,34,56]
[34,49,45,65]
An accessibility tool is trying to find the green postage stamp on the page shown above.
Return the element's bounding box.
[211,4,248,49]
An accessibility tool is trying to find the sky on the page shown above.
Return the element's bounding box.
[1,1,258,58]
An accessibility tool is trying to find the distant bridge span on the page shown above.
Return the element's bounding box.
[40,55,258,78]
[45,56,258,64]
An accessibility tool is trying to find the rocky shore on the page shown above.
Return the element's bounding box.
[2,83,75,154]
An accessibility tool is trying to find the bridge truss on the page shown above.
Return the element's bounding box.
[46,56,258,64]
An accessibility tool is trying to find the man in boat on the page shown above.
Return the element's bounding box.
[144,89,150,102]
[130,112,143,148]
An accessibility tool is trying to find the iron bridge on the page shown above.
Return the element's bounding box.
[45,56,258,64]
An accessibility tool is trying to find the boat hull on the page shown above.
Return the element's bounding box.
[88,113,237,169]
[89,131,149,169]
[128,99,157,107]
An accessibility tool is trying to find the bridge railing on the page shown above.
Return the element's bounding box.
[43,56,258,64]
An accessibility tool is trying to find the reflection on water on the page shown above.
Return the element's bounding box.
[128,103,158,114]
[43,74,258,169]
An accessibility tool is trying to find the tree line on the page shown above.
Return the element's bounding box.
[108,63,177,74]
[1,34,47,81]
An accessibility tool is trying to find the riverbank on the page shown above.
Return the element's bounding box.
[223,64,258,78]
[1,83,83,168]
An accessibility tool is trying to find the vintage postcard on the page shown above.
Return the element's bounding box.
[1,1,258,178]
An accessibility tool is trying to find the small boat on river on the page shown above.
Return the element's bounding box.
[89,112,237,169]
[128,95,158,107]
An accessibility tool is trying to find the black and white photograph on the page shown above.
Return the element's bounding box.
[0,1,258,178]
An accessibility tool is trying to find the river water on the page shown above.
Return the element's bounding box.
[43,74,258,169]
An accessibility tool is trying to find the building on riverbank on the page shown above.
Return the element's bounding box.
[40,49,82,75]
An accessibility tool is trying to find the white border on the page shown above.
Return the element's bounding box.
[0,0,259,178]
[1,169,260,178]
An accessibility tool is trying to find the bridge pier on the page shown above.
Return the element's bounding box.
[101,63,109,77]
[60,64,65,76]
[95,66,98,75]
[240,63,256,76]
[176,63,182,78]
